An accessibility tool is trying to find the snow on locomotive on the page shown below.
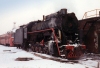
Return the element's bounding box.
[14,9,86,59]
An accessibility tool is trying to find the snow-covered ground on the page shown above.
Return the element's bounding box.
[0,45,99,68]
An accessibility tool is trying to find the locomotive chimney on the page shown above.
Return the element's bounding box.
[99,11,100,16]
[60,9,67,14]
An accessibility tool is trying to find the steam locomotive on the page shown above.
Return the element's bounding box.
[14,9,86,59]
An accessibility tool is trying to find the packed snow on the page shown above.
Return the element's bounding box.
[0,45,99,68]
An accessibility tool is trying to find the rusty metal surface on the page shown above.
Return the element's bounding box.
[79,17,100,53]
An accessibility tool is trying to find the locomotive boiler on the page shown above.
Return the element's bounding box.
[14,9,85,59]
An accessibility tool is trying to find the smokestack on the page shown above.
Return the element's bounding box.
[60,9,67,14]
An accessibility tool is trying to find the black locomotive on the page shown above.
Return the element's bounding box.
[14,9,85,59]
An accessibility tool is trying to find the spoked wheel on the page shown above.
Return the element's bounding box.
[46,48,49,55]
[35,47,39,52]
[38,47,42,53]
[31,46,35,52]
[43,47,49,54]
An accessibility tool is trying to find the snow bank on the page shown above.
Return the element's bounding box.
[0,45,99,68]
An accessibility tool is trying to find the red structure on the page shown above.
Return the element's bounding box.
[79,9,100,53]
[0,32,14,47]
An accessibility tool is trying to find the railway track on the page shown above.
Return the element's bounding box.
[32,52,79,63]
[31,52,100,64]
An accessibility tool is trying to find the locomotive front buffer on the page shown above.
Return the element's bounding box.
[59,44,86,59]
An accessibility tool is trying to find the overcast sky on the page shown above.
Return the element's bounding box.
[0,0,100,34]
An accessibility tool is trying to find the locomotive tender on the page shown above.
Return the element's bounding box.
[14,9,85,59]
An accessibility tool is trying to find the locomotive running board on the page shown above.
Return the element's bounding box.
[28,28,53,34]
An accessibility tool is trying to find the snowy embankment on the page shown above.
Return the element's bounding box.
[0,45,99,68]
